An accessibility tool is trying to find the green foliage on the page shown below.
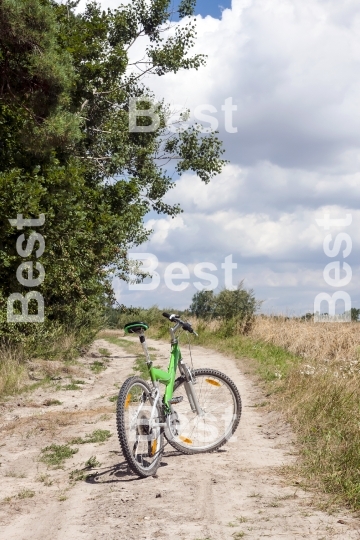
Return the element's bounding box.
[189,291,215,319]
[90,361,107,373]
[178,0,196,18]
[70,429,112,445]
[0,0,80,156]
[69,469,85,482]
[0,0,225,354]
[351,308,360,321]
[60,380,85,390]
[98,347,110,356]
[40,444,78,468]
[85,455,101,469]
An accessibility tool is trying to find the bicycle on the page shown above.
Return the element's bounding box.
[116,312,242,477]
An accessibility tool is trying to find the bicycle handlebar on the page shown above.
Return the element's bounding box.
[162,312,198,336]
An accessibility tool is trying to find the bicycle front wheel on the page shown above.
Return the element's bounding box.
[166,368,241,454]
[116,376,164,478]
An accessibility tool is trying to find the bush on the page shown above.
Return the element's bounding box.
[189,281,261,333]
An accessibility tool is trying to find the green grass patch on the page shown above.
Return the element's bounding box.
[132,355,150,379]
[108,394,118,402]
[40,444,78,468]
[98,347,111,356]
[100,335,133,348]
[90,361,107,374]
[85,456,101,469]
[58,379,86,391]
[69,469,85,482]
[70,429,112,445]
[193,328,300,382]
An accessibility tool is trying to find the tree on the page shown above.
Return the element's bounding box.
[215,281,260,322]
[0,0,226,345]
[351,308,360,322]
[189,290,215,319]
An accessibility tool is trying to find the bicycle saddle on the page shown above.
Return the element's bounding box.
[124,321,149,334]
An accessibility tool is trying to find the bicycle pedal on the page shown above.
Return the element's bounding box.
[169,396,183,405]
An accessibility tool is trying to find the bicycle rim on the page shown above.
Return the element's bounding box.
[117,377,163,477]
[168,368,241,453]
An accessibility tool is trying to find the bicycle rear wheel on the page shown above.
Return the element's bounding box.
[116,376,164,477]
[166,368,241,454]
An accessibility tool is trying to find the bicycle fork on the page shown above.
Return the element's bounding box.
[179,360,204,417]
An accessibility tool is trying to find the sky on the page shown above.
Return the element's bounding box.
[76,0,360,315]
[76,0,231,18]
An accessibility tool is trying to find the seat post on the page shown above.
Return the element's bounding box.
[139,330,151,365]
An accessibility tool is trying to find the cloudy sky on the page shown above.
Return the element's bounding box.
[79,0,360,314]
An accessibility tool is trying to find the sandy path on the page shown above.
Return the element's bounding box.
[0,334,359,540]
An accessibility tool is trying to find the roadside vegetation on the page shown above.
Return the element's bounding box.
[0,0,225,398]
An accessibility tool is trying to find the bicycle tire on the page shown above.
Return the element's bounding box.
[165,368,241,455]
[116,376,164,478]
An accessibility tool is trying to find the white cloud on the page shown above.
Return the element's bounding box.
[147,0,360,168]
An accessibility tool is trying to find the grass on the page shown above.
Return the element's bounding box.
[40,444,78,468]
[132,355,151,379]
[0,345,26,399]
[37,474,53,486]
[101,333,162,380]
[99,334,134,349]
[108,394,118,402]
[190,316,360,510]
[59,379,86,391]
[69,469,85,482]
[85,456,101,469]
[90,361,107,374]
[18,489,35,499]
[43,399,62,406]
[98,347,111,356]
[70,429,112,445]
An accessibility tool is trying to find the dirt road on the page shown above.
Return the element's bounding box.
[0,335,359,539]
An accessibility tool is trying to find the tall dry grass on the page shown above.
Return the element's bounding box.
[183,314,360,509]
[0,345,26,398]
[250,318,360,508]
[251,316,360,366]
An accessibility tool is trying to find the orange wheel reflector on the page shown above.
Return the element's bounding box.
[151,440,157,456]
[205,378,221,387]
[179,436,193,445]
[124,394,131,409]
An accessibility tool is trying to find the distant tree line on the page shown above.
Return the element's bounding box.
[189,281,261,332]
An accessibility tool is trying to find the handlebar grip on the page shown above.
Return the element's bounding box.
[182,322,194,333]
[162,312,171,319]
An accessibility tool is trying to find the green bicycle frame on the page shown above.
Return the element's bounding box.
[134,324,202,418]
[149,341,181,409]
